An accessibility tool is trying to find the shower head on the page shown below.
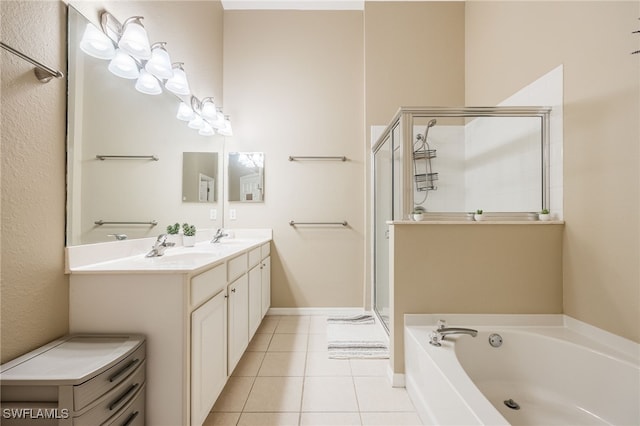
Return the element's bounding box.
[427,119,437,128]
[416,119,437,143]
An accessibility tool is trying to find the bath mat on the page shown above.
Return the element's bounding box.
[328,341,389,359]
[327,314,389,359]
[326,314,375,324]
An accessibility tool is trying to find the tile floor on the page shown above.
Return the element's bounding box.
[203,315,423,426]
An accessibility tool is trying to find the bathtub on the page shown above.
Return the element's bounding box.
[404,314,640,426]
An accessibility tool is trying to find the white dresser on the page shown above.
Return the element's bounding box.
[0,335,146,426]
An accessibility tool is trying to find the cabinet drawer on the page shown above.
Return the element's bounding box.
[74,342,146,411]
[74,359,145,425]
[104,383,145,426]
[191,263,226,308]
[228,253,248,282]
[260,242,270,259]
[248,247,261,268]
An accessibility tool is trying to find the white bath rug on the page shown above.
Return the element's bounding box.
[326,315,389,359]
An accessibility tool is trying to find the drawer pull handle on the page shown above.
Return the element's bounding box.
[109,383,140,411]
[109,358,140,382]
[121,410,140,426]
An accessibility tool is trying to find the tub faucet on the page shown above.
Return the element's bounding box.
[146,234,175,257]
[429,320,478,346]
[211,228,228,243]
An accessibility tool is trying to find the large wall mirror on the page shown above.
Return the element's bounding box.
[228,152,264,202]
[66,6,224,245]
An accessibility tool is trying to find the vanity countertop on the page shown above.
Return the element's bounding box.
[66,229,272,274]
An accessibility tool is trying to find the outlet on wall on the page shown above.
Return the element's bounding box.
[229,209,237,220]
[209,209,217,220]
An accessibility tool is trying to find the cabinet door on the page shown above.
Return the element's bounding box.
[248,264,262,339]
[227,274,249,375]
[191,290,227,426]
[261,256,271,319]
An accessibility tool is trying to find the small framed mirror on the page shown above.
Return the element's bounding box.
[228,152,264,202]
[182,152,218,203]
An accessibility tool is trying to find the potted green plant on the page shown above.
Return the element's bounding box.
[538,208,551,221]
[182,223,196,247]
[411,206,425,222]
[166,222,182,245]
[474,209,484,222]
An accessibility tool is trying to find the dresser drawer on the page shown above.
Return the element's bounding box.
[74,359,145,425]
[104,383,145,426]
[191,263,226,308]
[73,342,145,412]
[228,253,248,282]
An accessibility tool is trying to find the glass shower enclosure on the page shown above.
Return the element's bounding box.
[372,107,551,332]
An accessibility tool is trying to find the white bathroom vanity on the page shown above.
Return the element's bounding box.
[66,229,272,426]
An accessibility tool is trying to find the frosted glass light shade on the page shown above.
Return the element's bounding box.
[165,64,190,95]
[198,122,215,136]
[145,43,173,79]
[188,115,205,130]
[201,99,217,121]
[108,49,140,79]
[135,69,162,95]
[211,111,225,129]
[79,23,115,59]
[176,102,195,121]
[118,17,151,60]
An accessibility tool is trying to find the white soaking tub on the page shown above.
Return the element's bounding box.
[404,314,640,426]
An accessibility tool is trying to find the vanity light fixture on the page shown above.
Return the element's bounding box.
[118,16,151,60]
[79,10,233,137]
[135,69,162,95]
[145,42,173,79]
[79,23,115,59]
[165,63,190,96]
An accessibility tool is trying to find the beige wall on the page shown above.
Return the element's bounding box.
[390,222,564,373]
[223,10,365,308]
[1,1,68,363]
[465,1,640,342]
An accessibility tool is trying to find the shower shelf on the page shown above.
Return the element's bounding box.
[413,149,437,160]
[415,172,438,191]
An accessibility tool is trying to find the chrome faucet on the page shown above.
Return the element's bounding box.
[210,228,228,243]
[146,234,175,257]
[429,319,478,347]
[108,233,128,241]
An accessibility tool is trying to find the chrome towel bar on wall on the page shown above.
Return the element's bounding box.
[94,220,158,226]
[96,155,159,161]
[289,221,348,227]
[288,156,347,162]
[0,41,64,83]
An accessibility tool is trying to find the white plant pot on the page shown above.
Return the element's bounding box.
[412,213,424,222]
[167,234,182,246]
[474,214,485,221]
[538,213,551,222]
[183,235,196,247]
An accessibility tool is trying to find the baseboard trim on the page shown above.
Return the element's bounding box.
[387,364,406,388]
[267,307,367,316]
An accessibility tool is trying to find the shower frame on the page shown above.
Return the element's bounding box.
[371,106,551,332]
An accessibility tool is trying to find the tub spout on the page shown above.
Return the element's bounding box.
[429,320,478,346]
[438,327,478,338]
